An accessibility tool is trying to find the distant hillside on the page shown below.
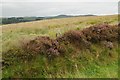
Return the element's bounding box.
[1,17,44,24]
[45,15,74,19]
[1,14,95,25]
[44,14,95,19]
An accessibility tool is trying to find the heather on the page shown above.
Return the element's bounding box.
[2,15,118,78]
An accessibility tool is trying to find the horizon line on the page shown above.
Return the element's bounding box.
[0,13,118,18]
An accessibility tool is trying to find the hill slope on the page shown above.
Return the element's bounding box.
[2,15,119,78]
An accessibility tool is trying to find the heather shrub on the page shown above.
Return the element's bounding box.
[22,36,65,59]
[82,24,118,43]
[62,30,91,49]
[19,24,118,60]
[60,24,118,50]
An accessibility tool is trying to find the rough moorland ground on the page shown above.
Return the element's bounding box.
[2,15,119,78]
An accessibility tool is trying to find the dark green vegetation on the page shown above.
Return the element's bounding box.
[1,17,44,24]
[2,23,119,78]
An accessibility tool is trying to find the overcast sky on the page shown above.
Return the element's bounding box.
[1,0,118,17]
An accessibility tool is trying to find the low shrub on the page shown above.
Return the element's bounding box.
[82,24,118,43]
[62,30,91,49]
[56,24,118,51]
[3,24,118,63]
[22,36,65,59]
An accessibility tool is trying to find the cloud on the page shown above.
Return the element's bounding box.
[1,2,118,17]
[2,0,119,2]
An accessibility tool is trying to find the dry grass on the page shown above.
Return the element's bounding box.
[2,15,117,31]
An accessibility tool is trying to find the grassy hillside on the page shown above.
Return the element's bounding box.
[1,15,119,78]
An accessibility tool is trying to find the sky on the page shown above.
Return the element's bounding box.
[1,0,119,17]
[1,0,119,2]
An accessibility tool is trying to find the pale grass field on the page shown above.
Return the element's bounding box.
[2,15,117,31]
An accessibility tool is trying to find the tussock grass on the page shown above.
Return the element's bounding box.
[2,15,119,78]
